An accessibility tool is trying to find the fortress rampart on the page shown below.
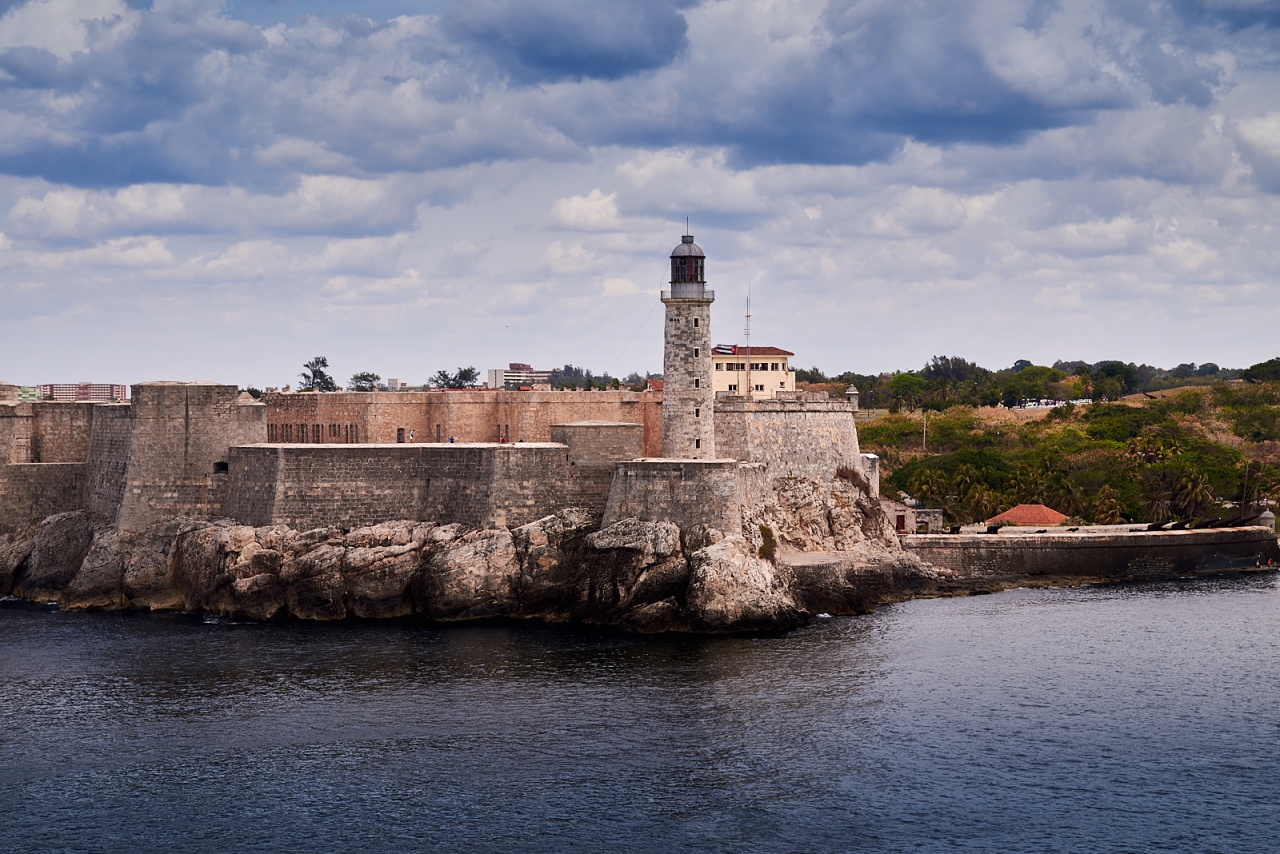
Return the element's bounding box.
[714,395,862,481]
[263,389,663,456]
[602,459,743,532]
[224,443,605,530]
[0,377,863,541]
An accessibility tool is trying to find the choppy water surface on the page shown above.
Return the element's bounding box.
[3,575,1279,853]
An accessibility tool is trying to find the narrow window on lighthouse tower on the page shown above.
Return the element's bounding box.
[694,378,700,388]
[695,439,701,449]
[695,408,700,418]
[694,348,699,357]
[693,318,699,327]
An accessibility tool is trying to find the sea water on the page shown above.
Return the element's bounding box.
[1,574,1278,853]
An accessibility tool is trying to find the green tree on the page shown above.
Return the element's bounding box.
[1092,484,1125,524]
[888,373,927,411]
[965,483,1004,522]
[951,463,980,497]
[1241,357,1280,382]
[347,372,381,391]
[1176,470,1214,518]
[908,468,950,508]
[300,356,338,392]
[432,367,481,389]
[1141,478,1172,522]
[1047,474,1085,517]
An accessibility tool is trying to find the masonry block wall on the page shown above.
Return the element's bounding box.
[1,400,93,533]
[112,383,266,531]
[661,299,715,459]
[225,443,604,531]
[602,459,742,532]
[714,398,862,482]
[0,403,32,465]
[0,463,87,535]
[902,527,1280,579]
[550,421,644,512]
[263,390,664,456]
[29,403,96,463]
[84,403,134,519]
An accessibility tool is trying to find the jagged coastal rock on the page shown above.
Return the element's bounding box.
[0,480,934,633]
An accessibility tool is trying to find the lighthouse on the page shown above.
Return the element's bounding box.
[660,234,715,459]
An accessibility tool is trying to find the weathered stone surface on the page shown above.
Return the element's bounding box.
[0,534,35,595]
[60,528,129,609]
[828,480,899,550]
[121,521,187,610]
[685,537,806,632]
[623,557,689,611]
[681,524,725,555]
[342,544,417,618]
[417,528,519,620]
[618,596,688,633]
[345,521,415,549]
[286,570,347,621]
[280,543,344,584]
[169,521,231,612]
[509,509,597,618]
[586,518,680,560]
[782,552,938,616]
[227,573,285,620]
[14,511,96,601]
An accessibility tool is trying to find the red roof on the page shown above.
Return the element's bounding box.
[986,504,1068,525]
[711,345,794,356]
[646,380,664,392]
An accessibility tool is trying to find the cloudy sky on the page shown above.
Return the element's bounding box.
[2,0,1280,387]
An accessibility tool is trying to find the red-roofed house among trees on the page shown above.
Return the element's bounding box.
[711,345,796,399]
[986,504,1069,526]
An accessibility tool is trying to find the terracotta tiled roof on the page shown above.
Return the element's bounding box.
[711,345,795,356]
[646,379,664,392]
[986,504,1068,525]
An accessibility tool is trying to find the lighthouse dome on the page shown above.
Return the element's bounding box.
[670,234,704,257]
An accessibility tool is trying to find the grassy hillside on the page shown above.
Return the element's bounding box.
[858,383,1280,525]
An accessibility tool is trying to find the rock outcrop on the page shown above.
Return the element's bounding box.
[0,474,928,634]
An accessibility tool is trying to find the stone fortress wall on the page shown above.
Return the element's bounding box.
[0,235,870,543]
[264,389,664,456]
[714,395,862,482]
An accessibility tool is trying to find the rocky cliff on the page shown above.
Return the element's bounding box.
[0,477,929,633]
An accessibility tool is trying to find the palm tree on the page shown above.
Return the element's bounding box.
[1092,484,1125,524]
[951,464,980,497]
[1141,478,1171,522]
[1176,471,1214,518]
[1047,474,1085,517]
[908,469,944,507]
[1012,465,1047,504]
[965,484,1004,523]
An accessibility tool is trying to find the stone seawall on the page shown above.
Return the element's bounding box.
[224,443,604,531]
[901,527,1279,582]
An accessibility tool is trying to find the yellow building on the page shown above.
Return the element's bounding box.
[711,345,796,399]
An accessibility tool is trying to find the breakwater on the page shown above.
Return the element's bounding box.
[901,525,1278,588]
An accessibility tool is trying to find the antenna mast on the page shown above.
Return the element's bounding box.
[744,283,752,398]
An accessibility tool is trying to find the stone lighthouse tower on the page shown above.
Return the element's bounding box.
[661,234,715,459]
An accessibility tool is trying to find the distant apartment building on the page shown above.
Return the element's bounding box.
[386,378,409,391]
[38,382,128,402]
[711,345,796,400]
[487,363,552,389]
